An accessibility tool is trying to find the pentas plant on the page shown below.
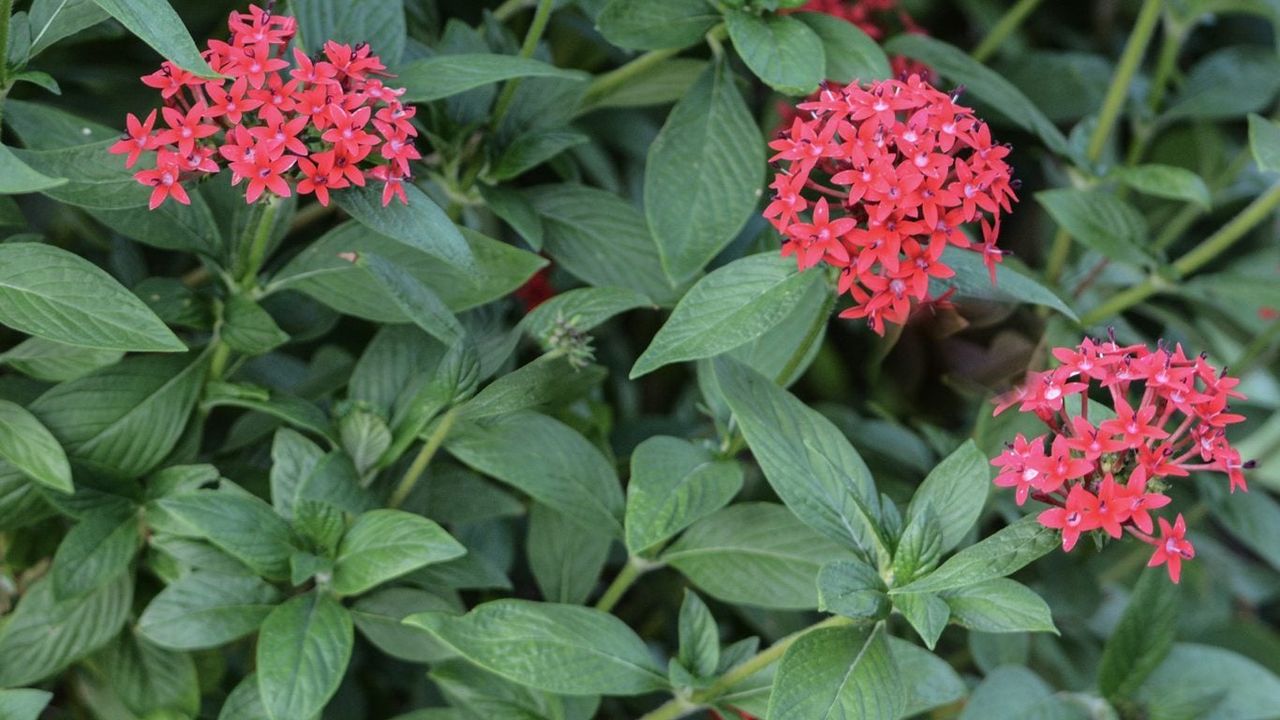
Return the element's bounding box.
[991,337,1252,583]
[108,5,417,209]
[765,75,1017,334]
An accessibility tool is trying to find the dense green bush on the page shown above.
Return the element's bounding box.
[1,0,1279,719]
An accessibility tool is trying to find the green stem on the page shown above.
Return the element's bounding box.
[595,557,656,613]
[490,0,554,129]
[1043,227,1073,285]
[493,0,535,22]
[579,47,681,111]
[636,616,855,720]
[1087,0,1163,164]
[971,0,1046,63]
[1143,16,1182,113]
[208,341,232,381]
[775,286,834,386]
[238,196,282,291]
[388,407,459,509]
[1152,150,1252,251]
[1078,179,1280,326]
[0,0,12,87]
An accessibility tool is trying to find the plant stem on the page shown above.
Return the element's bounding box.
[0,0,13,87]
[1043,228,1073,285]
[493,0,535,22]
[388,407,458,509]
[1152,149,1252,251]
[595,557,655,613]
[238,196,282,291]
[636,616,855,720]
[490,0,554,129]
[1143,16,1182,113]
[579,47,681,111]
[971,0,1046,63]
[1087,0,1163,164]
[775,286,834,386]
[1077,179,1280,326]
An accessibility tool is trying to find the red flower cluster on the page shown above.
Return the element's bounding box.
[109,5,417,210]
[991,337,1251,583]
[765,75,1017,334]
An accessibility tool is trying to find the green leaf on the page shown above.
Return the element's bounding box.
[293,0,406,64]
[276,222,542,320]
[397,53,585,102]
[595,0,720,50]
[662,502,860,610]
[712,357,883,555]
[447,411,624,537]
[51,506,140,599]
[29,0,110,56]
[406,599,667,696]
[0,689,53,720]
[90,195,224,257]
[1098,568,1181,699]
[203,383,336,448]
[528,502,613,605]
[794,12,891,83]
[526,184,681,306]
[219,674,270,720]
[0,399,72,493]
[893,592,950,650]
[1001,50,1111,123]
[892,515,1059,595]
[906,440,990,553]
[1135,643,1280,720]
[0,336,122,383]
[0,143,67,193]
[624,435,743,556]
[459,354,607,422]
[933,246,1078,320]
[31,354,206,478]
[889,638,967,717]
[156,491,296,581]
[89,0,218,76]
[942,579,1057,634]
[885,34,1070,156]
[1036,188,1152,266]
[1111,164,1212,209]
[892,505,943,586]
[677,590,720,678]
[351,588,456,664]
[222,295,290,356]
[767,624,905,720]
[1164,46,1280,121]
[520,286,653,346]
[645,61,765,282]
[356,252,464,345]
[257,592,354,720]
[1207,480,1280,573]
[335,185,475,272]
[333,509,466,596]
[84,630,200,718]
[818,559,890,620]
[491,128,589,182]
[430,659,599,720]
[138,572,283,650]
[0,243,185,352]
[579,58,709,111]
[1250,113,1280,173]
[478,183,545,248]
[959,666,1070,720]
[0,572,133,686]
[725,10,824,96]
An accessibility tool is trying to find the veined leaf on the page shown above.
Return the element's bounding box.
[726,10,825,96]
[1098,568,1179,699]
[90,0,218,76]
[766,624,905,720]
[596,0,720,51]
[0,399,73,493]
[398,53,585,102]
[333,510,466,596]
[335,185,476,272]
[257,592,353,720]
[138,572,283,650]
[794,12,891,83]
[0,143,67,194]
[892,515,1059,595]
[625,435,743,556]
[0,573,133,686]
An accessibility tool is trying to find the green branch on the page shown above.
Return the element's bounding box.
[972,0,1046,63]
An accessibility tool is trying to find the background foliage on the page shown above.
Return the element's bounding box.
[1,0,1280,719]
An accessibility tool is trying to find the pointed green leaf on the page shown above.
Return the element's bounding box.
[942,579,1057,634]
[257,592,353,720]
[357,252,464,344]
[0,143,67,193]
[1098,568,1180,699]
[0,573,133,686]
[139,572,283,650]
[646,61,765,282]
[794,12,891,83]
[1036,188,1152,266]
[892,515,1059,595]
[89,0,218,76]
[397,53,585,103]
[766,624,905,720]
[596,0,720,50]
[1249,113,1280,173]
[0,243,185,352]
[624,435,743,556]
[1111,164,1212,209]
[0,689,53,720]
[906,440,990,553]
[406,599,667,696]
[333,509,466,596]
[335,185,476,272]
[0,399,72,493]
[51,506,141,599]
[156,491,296,580]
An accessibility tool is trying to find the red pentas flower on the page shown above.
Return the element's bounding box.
[766,75,1017,334]
[990,335,1253,583]
[109,4,417,209]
